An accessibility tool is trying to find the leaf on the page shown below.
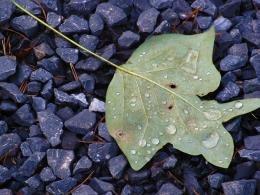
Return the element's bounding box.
[105,28,260,170]
[12,1,260,171]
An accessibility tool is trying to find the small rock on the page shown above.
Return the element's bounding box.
[216,82,240,101]
[10,63,32,86]
[128,169,151,184]
[0,82,26,103]
[220,55,247,71]
[29,125,42,137]
[150,0,173,9]
[162,155,177,169]
[34,42,54,60]
[11,15,39,37]
[0,165,11,184]
[208,173,226,189]
[79,34,99,54]
[191,0,217,16]
[37,111,63,147]
[32,96,46,112]
[0,100,17,112]
[46,177,77,195]
[183,168,204,195]
[79,74,95,93]
[108,155,128,179]
[59,15,89,34]
[161,9,180,25]
[221,71,237,85]
[156,183,183,195]
[214,16,232,32]
[222,179,256,195]
[0,189,12,195]
[98,123,113,142]
[56,48,79,64]
[118,31,140,48]
[242,32,260,47]
[230,28,242,44]
[89,14,104,36]
[250,53,260,79]
[56,107,74,121]
[137,8,160,33]
[0,56,17,81]
[171,0,191,18]
[25,175,42,189]
[18,152,45,177]
[30,68,53,83]
[96,3,127,26]
[88,143,119,162]
[89,177,115,194]
[27,81,42,94]
[47,149,75,179]
[121,184,144,195]
[54,88,77,106]
[66,0,99,15]
[76,58,102,71]
[72,185,98,195]
[20,137,49,156]
[47,12,62,28]
[239,149,260,161]
[196,16,212,30]
[234,161,256,180]
[0,120,8,136]
[219,0,241,18]
[244,135,260,150]
[13,104,35,126]
[65,109,96,135]
[41,80,53,100]
[0,133,21,157]
[0,0,15,24]
[154,20,171,34]
[89,98,105,112]
[243,78,260,94]
[59,81,81,92]
[73,156,92,174]
[71,93,88,108]
[40,167,56,182]
[62,131,79,150]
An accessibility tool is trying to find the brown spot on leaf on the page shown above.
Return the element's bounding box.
[168,105,173,110]
[116,130,126,139]
[169,83,177,89]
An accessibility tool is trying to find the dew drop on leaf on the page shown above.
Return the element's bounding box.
[138,139,146,147]
[166,125,177,135]
[234,102,243,109]
[201,131,220,149]
[130,150,136,155]
[203,109,222,120]
[151,138,160,145]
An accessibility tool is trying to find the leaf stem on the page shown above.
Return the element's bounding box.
[12,0,202,112]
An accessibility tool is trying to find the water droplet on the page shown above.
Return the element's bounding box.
[167,57,174,61]
[130,103,136,107]
[166,125,177,135]
[145,93,150,98]
[200,105,204,109]
[199,78,202,81]
[145,157,150,161]
[112,107,115,111]
[135,161,138,164]
[229,108,233,112]
[202,124,208,129]
[108,101,111,104]
[151,138,159,145]
[152,63,158,67]
[162,101,167,105]
[203,109,222,121]
[178,138,182,141]
[218,160,223,164]
[194,127,199,131]
[201,132,220,149]
[193,75,199,79]
[113,116,117,119]
[137,125,142,130]
[235,102,243,109]
[184,110,189,114]
[139,139,146,147]
[206,72,211,75]
[159,132,163,135]
[130,150,136,155]
[164,75,168,79]
[224,157,228,160]
[147,150,151,154]
[147,144,151,147]
[131,98,137,102]
[116,92,120,95]
[165,119,169,122]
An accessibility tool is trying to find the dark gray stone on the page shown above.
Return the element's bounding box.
[243,78,260,94]
[191,0,217,16]
[11,15,39,37]
[161,9,180,25]
[0,120,8,136]
[33,42,54,60]
[65,109,96,135]
[244,135,260,150]
[14,104,35,126]
[89,177,115,194]
[214,16,232,32]
[20,137,49,156]
[0,0,15,24]
[239,149,260,161]
[46,177,77,195]
[88,143,119,163]
[96,3,127,26]
[0,165,11,184]
[72,185,98,195]
[59,15,89,34]
[137,8,160,33]
[220,55,247,71]
[25,175,42,189]
[41,79,53,100]
[47,12,62,28]
[216,82,240,101]
[47,149,74,179]
[32,96,46,112]
[156,183,183,195]
[0,189,12,195]
[0,56,17,81]
[54,88,77,106]
[108,155,128,179]
[208,173,226,189]
[222,179,256,195]
[15,0,41,15]
[79,34,99,55]
[0,82,26,103]
[30,68,53,83]
[10,63,32,86]
[162,155,177,169]
[40,167,56,182]
[89,14,104,36]
[73,156,92,174]
[118,31,140,48]
[196,16,212,30]
[98,123,113,142]
[66,0,99,15]
[56,48,79,64]
[150,0,173,9]
[37,111,63,147]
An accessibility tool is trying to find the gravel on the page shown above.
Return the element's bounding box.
[0,0,259,194]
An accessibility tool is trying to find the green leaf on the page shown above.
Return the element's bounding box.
[12,1,260,171]
[105,28,260,170]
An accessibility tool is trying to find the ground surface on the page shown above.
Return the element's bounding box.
[0,0,259,194]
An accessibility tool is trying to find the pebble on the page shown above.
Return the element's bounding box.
[89,13,104,35]
[59,15,89,34]
[0,0,15,24]
[0,82,26,103]
[37,111,63,147]
[118,31,140,48]
[137,8,160,33]
[108,155,128,179]
[88,143,119,162]
[47,149,75,179]
[72,185,98,195]
[30,68,53,83]
[216,82,240,101]
[56,48,79,64]
[40,167,56,182]
[222,179,256,195]
[89,98,106,112]
[96,2,127,26]
[64,109,96,134]
[244,135,260,150]
[0,165,11,184]
[156,183,183,195]
[73,156,93,174]
[214,16,232,32]
[13,104,35,126]
[0,56,17,81]
[11,15,39,37]
[89,177,115,193]
[46,12,62,28]
[191,0,217,16]
[46,177,77,195]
